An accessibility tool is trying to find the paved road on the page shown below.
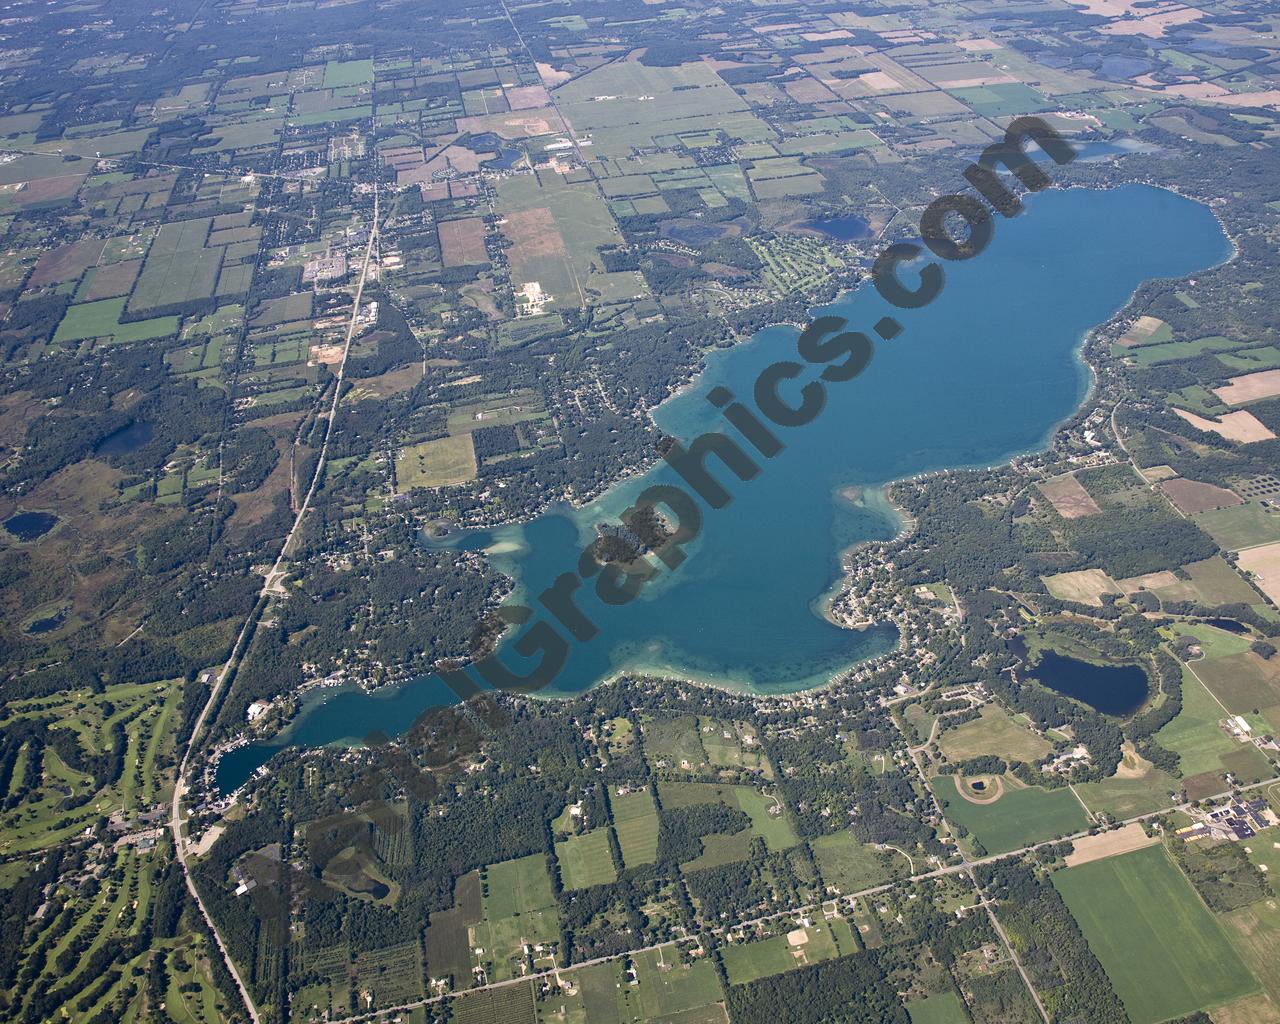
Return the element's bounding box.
[169,186,381,1024]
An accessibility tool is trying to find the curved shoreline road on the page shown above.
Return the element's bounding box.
[169,186,381,1024]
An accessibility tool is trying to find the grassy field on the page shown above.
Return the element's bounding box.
[810,831,898,894]
[1193,501,1280,550]
[907,991,969,1024]
[612,787,660,868]
[1156,666,1241,777]
[477,854,559,982]
[657,781,797,852]
[1054,845,1258,1023]
[936,705,1051,763]
[1183,555,1265,607]
[1193,652,1280,714]
[933,775,1090,855]
[722,919,853,986]
[53,297,179,345]
[396,435,477,490]
[698,719,772,776]
[324,59,374,88]
[644,714,707,771]
[555,827,617,890]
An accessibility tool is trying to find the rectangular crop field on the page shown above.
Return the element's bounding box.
[1192,502,1280,551]
[129,247,223,313]
[438,217,487,266]
[53,298,179,345]
[612,787,659,868]
[555,827,617,890]
[1053,845,1258,1023]
[1193,652,1280,713]
[933,775,1089,855]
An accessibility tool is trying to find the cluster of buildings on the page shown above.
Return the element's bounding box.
[1177,797,1278,843]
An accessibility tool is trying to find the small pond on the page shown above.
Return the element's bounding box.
[95,420,154,457]
[4,510,59,542]
[26,609,68,635]
[1024,649,1150,717]
[1201,617,1249,635]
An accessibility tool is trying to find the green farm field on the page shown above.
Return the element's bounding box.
[1193,501,1280,551]
[933,775,1090,855]
[1054,845,1258,1023]
[53,297,179,345]
[612,787,660,868]
[555,827,617,890]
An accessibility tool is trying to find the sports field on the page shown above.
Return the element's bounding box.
[933,775,1089,855]
[1054,845,1258,1023]
[721,919,852,986]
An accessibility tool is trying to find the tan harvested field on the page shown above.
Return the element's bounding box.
[1116,569,1182,594]
[503,207,566,283]
[1210,992,1280,1024]
[438,217,487,267]
[1042,568,1121,605]
[504,84,550,110]
[1237,541,1280,605]
[1161,478,1243,515]
[1038,473,1102,518]
[1214,368,1280,406]
[937,705,1051,763]
[956,38,1002,50]
[1118,315,1168,346]
[1174,408,1276,444]
[1064,823,1158,867]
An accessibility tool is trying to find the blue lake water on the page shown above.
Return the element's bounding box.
[1025,650,1151,717]
[215,183,1231,793]
[95,420,154,457]
[3,510,59,541]
[801,214,872,241]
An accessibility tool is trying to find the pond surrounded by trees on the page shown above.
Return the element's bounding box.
[1024,650,1150,717]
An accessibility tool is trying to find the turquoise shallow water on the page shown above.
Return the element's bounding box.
[216,183,1231,793]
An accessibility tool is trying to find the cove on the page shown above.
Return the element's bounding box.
[216,183,1231,794]
[1024,650,1150,717]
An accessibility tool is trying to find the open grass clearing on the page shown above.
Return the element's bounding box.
[396,434,476,490]
[936,704,1051,764]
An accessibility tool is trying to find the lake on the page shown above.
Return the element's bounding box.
[3,510,59,542]
[215,183,1231,793]
[1024,649,1151,717]
[800,214,872,241]
[95,420,154,457]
